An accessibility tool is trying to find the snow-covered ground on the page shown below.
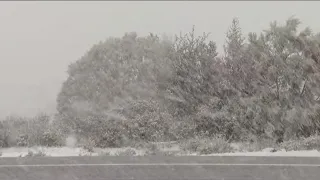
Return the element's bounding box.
[199,149,320,157]
[0,147,91,157]
[0,146,148,157]
[1,146,320,157]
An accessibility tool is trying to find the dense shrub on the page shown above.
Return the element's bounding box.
[115,148,137,156]
[237,138,278,152]
[16,134,28,147]
[26,150,46,157]
[280,135,320,151]
[180,137,235,154]
[0,130,9,147]
[39,131,63,147]
[0,113,64,147]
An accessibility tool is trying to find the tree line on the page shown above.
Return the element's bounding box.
[55,17,320,148]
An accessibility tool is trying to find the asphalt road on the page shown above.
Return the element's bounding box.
[1,156,320,180]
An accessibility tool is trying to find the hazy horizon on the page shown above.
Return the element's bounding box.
[1,1,320,118]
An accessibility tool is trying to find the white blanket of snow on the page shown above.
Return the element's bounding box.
[0,147,94,157]
[199,149,320,157]
[1,147,320,157]
[0,147,148,157]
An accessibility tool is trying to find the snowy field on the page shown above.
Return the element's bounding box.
[1,145,320,157]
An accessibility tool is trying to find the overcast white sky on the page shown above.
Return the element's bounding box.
[0,1,319,118]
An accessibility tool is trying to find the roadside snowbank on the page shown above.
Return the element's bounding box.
[1,146,320,157]
[0,147,147,157]
[0,147,93,157]
[199,149,320,157]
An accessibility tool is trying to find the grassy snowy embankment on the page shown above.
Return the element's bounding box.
[2,136,320,157]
